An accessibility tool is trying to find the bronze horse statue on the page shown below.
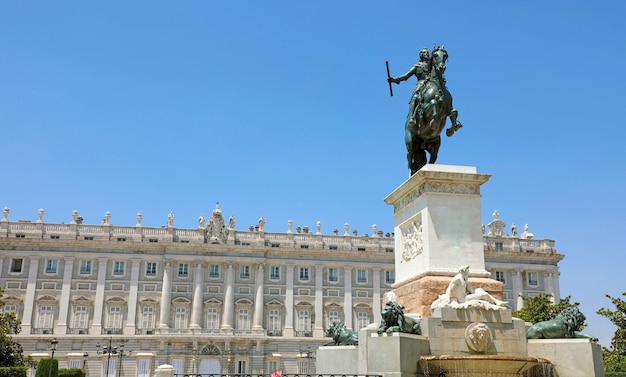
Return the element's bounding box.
[391,46,463,175]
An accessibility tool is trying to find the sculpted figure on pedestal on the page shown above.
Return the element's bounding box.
[431,265,510,311]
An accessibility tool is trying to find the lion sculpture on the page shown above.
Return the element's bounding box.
[324,321,358,345]
[378,293,421,335]
[526,307,597,341]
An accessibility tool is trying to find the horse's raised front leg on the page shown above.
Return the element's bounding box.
[445,108,463,137]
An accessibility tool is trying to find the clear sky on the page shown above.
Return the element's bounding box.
[1,1,625,346]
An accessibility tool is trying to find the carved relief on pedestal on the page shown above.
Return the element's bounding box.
[401,219,423,262]
[465,322,493,353]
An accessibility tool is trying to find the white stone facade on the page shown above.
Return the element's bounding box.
[0,205,561,376]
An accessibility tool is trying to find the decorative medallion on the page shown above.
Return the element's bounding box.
[464,322,493,353]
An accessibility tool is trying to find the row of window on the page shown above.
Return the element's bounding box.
[9,304,370,334]
[494,270,539,286]
[7,258,395,284]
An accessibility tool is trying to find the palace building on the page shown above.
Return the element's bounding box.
[0,204,563,377]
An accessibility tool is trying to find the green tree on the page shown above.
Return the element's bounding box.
[597,292,626,373]
[513,293,580,324]
[0,288,31,368]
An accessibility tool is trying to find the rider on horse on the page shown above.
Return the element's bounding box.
[388,47,432,127]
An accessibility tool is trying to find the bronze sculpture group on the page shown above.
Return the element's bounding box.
[387,45,463,175]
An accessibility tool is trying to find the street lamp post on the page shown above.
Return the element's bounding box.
[83,352,89,369]
[48,338,58,377]
[96,338,130,377]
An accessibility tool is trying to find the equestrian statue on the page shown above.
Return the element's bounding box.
[387,45,463,175]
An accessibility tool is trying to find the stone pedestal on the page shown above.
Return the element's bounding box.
[384,165,498,316]
[385,165,492,283]
[392,276,504,318]
[527,339,605,377]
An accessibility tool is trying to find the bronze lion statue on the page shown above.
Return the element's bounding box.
[526,307,597,341]
[378,299,421,335]
[324,321,358,345]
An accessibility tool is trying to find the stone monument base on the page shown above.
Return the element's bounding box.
[527,339,605,377]
[393,275,504,317]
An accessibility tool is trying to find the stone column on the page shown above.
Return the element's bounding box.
[283,264,294,337]
[372,268,382,325]
[313,265,324,337]
[21,257,40,334]
[190,263,204,329]
[54,257,74,334]
[90,258,108,335]
[221,263,234,330]
[552,270,561,300]
[513,268,525,310]
[544,271,555,302]
[159,262,173,329]
[124,259,141,335]
[252,264,264,330]
[343,267,353,330]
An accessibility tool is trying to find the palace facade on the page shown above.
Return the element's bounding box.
[0,205,563,377]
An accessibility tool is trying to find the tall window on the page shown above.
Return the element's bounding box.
[73,305,88,329]
[107,306,122,329]
[268,360,279,374]
[527,272,538,286]
[237,360,247,374]
[172,359,183,376]
[209,264,220,278]
[178,263,189,277]
[68,360,81,369]
[357,269,367,283]
[138,359,151,377]
[299,268,309,281]
[328,310,339,326]
[328,268,338,282]
[206,307,219,329]
[10,258,23,273]
[270,266,280,280]
[142,307,155,329]
[268,309,281,332]
[80,260,91,274]
[240,265,250,279]
[3,304,17,314]
[104,359,116,377]
[298,359,309,374]
[113,261,125,275]
[495,271,505,283]
[357,311,369,330]
[175,307,187,329]
[37,305,53,329]
[238,308,250,330]
[146,262,157,276]
[385,271,395,284]
[45,260,58,274]
[297,310,311,333]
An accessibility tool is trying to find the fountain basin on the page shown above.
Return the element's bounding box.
[419,354,554,376]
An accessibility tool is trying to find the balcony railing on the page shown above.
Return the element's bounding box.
[174,374,382,377]
[32,328,53,334]
[295,331,312,337]
[68,328,88,335]
[103,327,123,335]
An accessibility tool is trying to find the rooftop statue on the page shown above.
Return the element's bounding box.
[526,307,598,341]
[387,45,463,175]
[431,265,510,311]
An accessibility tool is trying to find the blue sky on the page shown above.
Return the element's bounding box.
[1,1,625,346]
